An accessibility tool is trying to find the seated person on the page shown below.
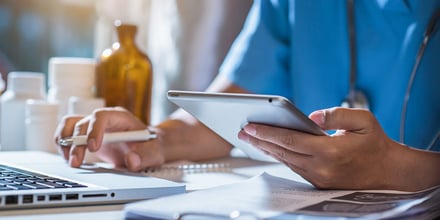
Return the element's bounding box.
[55,0,440,192]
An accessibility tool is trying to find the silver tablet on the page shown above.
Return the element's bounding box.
[167,90,327,162]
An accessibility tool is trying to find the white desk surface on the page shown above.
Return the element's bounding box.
[0,153,308,220]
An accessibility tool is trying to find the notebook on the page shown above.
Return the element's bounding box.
[0,151,185,209]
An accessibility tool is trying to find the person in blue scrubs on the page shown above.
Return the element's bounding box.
[56,0,440,191]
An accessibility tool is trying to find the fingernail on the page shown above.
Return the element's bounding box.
[317,111,325,125]
[128,152,141,170]
[88,138,97,152]
[238,130,249,142]
[243,124,256,135]
[69,155,78,167]
[310,110,326,126]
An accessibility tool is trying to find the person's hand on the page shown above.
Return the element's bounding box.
[54,107,167,171]
[238,107,415,190]
[54,107,233,172]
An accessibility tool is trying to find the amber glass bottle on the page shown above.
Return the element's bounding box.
[96,21,153,124]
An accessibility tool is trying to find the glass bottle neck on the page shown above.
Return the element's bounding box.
[116,25,137,46]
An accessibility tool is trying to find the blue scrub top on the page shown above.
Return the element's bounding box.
[220,0,440,150]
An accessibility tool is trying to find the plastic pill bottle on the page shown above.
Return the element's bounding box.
[47,57,96,120]
[0,72,46,150]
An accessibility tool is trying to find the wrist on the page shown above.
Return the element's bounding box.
[150,119,186,162]
[385,140,440,191]
[156,112,233,163]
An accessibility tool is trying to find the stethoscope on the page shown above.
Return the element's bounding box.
[342,0,440,150]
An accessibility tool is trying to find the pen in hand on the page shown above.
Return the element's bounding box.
[58,129,157,147]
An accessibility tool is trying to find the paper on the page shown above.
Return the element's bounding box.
[124,172,440,219]
[140,156,283,191]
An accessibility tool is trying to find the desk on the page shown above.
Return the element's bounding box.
[0,204,124,220]
[0,155,307,220]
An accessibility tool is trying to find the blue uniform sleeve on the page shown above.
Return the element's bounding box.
[219,0,293,99]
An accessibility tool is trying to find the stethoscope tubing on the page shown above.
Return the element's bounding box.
[400,10,440,149]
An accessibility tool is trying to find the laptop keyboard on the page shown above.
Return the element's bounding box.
[0,164,87,191]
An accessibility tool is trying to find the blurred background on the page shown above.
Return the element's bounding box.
[0,0,94,85]
[0,0,252,124]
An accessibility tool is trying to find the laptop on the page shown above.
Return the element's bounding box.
[0,151,185,209]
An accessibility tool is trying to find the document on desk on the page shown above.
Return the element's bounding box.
[124,172,440,219]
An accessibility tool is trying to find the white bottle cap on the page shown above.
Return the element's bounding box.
[48,57,96,89]
[25,99,59,118]
[7,72,46,96]
[68,96,105,115]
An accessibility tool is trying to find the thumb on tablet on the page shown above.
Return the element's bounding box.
[309,107,373,133]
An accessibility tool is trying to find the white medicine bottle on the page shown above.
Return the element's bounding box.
[0,72,46,150]
[47,57,96,120]
[25,100,59,153]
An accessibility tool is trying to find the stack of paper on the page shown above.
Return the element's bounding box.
[124,172,440,219]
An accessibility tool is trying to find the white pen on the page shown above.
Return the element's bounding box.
[58,129,157,147]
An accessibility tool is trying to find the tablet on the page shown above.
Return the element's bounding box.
[167,90,327,162]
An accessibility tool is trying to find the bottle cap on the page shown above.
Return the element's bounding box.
[25,99,59,116]
[48,57,96,88]
[68,96,105,115]
[7,72,46,96]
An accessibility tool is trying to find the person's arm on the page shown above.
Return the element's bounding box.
[238,107,440,191]
[54,76,248,172]
[392,146,440,191]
